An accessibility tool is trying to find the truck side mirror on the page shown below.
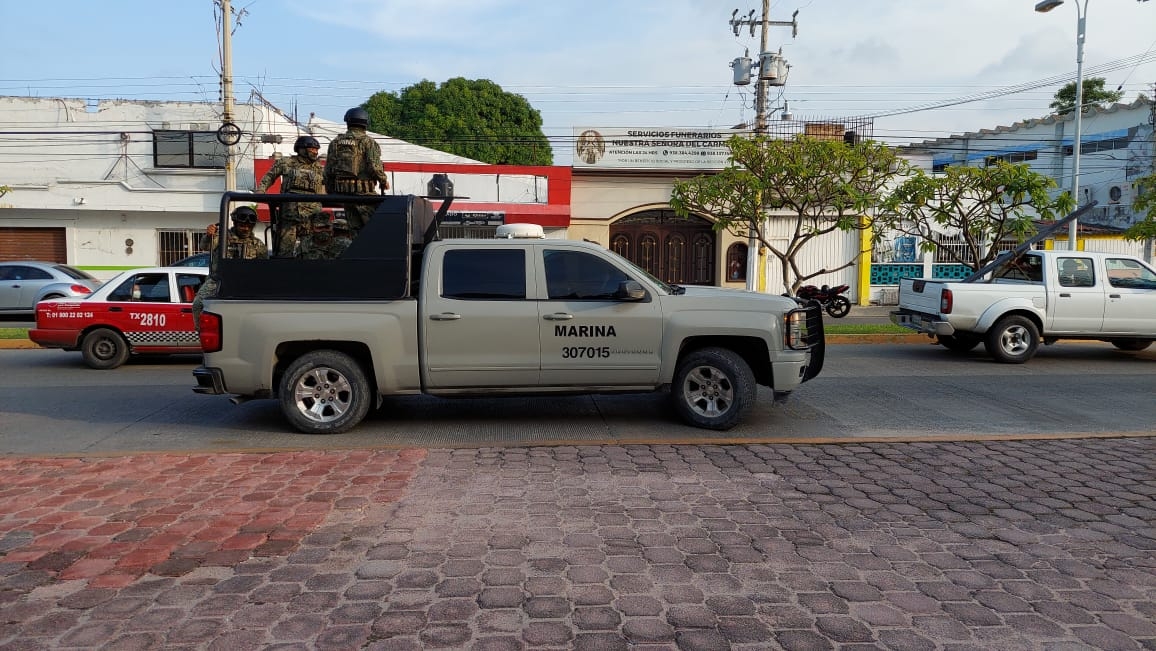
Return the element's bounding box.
[616,280,646,301]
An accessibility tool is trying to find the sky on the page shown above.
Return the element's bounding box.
[2,0,1155,164]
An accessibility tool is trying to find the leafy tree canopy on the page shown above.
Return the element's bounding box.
[670,135,904,294]
[1049,77,1123,115]
[877,163,1074,271]
[1123,173,1156,242]
[363,78,552,165]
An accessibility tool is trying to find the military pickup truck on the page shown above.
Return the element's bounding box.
[891,208,1156,363]
[193,192,825,434]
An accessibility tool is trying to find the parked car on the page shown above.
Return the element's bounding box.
[172,253,209,267]
[0,261,104,315]
[29,267,209,369]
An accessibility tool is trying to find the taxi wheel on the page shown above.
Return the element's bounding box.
[279,350,371,435]
[81,328,130,370]
[671,347,755,431]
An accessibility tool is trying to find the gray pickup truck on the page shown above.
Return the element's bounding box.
[194,193,825,434]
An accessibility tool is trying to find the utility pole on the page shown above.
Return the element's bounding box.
[728,5,798,290]
[1146,82,1155,262]
[220,0,237,192]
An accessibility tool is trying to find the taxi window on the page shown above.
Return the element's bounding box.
[176,274,204,303]
[108,273,171,302]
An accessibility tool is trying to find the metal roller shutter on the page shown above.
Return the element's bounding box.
[0,228,67,262]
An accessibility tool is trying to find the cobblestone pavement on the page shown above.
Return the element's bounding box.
[1,437,1154,650]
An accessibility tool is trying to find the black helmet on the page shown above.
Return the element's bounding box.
[293,135,320,152]
[231,206,258,225]
[344,107,370,128]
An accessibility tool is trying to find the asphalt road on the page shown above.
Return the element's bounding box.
[2,340,1153,456]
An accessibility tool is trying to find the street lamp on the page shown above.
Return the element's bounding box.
[1036,0,1086,250]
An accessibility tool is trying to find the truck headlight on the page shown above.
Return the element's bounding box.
[785,310,808,349]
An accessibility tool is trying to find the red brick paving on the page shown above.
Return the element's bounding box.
[0,449,424,587]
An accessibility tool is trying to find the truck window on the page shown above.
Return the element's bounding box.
[442,249,526,300]
[1106,258,1156,289]
[1057,258,1095,288]
[544,249,630,300]
[993,254,1043,282]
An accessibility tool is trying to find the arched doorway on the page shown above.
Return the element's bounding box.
[609,209,715,285]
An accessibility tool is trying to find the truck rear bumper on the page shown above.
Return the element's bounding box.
[193,366,226,395]
[890,310,955,336]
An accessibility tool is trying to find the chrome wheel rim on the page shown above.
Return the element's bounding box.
[682,365,734,418]
[293,366,353,424]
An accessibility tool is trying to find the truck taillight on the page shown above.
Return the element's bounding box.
[940,288,953,314]
[199,312,222,353]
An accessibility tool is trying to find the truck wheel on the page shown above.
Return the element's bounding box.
[1110,339,1153,351]
[672,347,756,430]
[938,333,980,353]
[825,296,851,318]
[81,328,130,370]
[985,316,1039,364]
[279,350,371,434]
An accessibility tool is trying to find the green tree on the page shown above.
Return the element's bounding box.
[0,185,10,198]
[670,135,904,294]
[1049,77,1123,115]
[1123,173,1156,242]
[877,163,1074,271]
[363,78,552,165]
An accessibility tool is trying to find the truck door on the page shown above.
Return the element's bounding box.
[1048,256,1105,333]
[1103,257,1156,334]
[422,246,541,388]
[538,248,662,387]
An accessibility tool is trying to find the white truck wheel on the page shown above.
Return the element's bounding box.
[672,347,756,430]
[985,315,1040,364]
[279,350,371,434]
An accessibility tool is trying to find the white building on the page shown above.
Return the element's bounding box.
[0,96,492,278]
[903,98,1155,233]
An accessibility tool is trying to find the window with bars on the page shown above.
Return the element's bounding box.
[158,229,208,266]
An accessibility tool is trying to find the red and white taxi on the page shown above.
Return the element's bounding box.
[30,267,209,369]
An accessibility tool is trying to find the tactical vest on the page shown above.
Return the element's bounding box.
[327,134,363,181]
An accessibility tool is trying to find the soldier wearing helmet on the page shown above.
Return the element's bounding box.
[323,107,390,236]
[297,212,348,260]
[193,205,269,329]
[256,134,325,257]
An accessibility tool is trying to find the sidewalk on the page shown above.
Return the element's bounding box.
[1,438,1153,649]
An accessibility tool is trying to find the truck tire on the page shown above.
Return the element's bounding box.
[279,350,371,434]
[672,347,756,430]
[985,315,1040,364]
[1110,339,1153,351]
[81,328,130,370]
[938,333,980,353]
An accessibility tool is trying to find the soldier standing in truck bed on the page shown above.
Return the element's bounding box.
[256,135,324,257]
[297,212,348,260]
[323,107,390,236]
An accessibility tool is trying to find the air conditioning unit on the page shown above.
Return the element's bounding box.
[1107,184,1132,205]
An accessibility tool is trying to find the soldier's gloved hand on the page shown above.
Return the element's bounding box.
[207,223,218,237]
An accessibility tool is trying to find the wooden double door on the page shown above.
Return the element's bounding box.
[609,210,715,286]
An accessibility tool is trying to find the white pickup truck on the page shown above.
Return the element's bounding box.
[891,247,1156,363]
[193,193,825,433]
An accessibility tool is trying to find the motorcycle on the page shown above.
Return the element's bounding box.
[796,284,852,318]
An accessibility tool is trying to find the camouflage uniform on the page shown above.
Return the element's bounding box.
[297,213,348,260]
[323,126,389,235]
[192,226,268,330]
[332,218,354,252]
[256,155,324,257]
